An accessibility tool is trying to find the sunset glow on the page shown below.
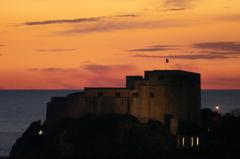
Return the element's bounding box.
[1,0,240,89]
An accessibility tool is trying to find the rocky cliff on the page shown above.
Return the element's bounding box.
[10,114,175,159]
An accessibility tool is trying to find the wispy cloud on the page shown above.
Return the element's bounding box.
[193,41,240,52]
[127,45,179,52]
[38,49,76,52]
[163,0,196,9]
[23,17,101,26]
[29,68,79,73]
[22,14,138,26]
[114,14,138,18]
[130,41,240,60]
[28,64,137,88]
[81,63,136,87]
[20,12,189,34]
[0,44,5,47]
[61,19,185,34]
[83,64,135,73]
[132,53,230,60]
[161,7,187,12]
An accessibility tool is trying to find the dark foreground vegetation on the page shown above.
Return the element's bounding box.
[8,108,240,159]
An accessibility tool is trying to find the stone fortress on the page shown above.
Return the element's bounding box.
[46,70,201,148]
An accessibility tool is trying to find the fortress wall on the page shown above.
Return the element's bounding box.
[130,82,150,121]
[46,70,201,133]
[65,92,88,118]
[187,77,201,125]
[46,97,68,127]
[150,85,168,121]
[131,80,166,122]
[162,73,201,126]
[46,93,89,127]
[98,97,130,114]
[130,70,200,126]
[85,88,132,97]
[84,88,132,115]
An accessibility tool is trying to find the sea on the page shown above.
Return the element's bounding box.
[0,90,240,156]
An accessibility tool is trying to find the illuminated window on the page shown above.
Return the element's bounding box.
[196,137,199,146]
[182,137,185,147]
[191,137,194,147]
[38,130,44,136]
[97,92,103,97]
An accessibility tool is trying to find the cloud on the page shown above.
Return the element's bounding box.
[0,44,5,47]
[114,14,138,17]
[29,68,78,73]
[22,14,138,26]
[127,45,179,52]
[129,41,240,60]
[61,19,185,34]
[163,0,196,9]
[80,64,136,87]
[38,49,76,52]
[132,53,231,60]
[29,64,136,75]
[28,64,137,88]
[21,13,188,34]
[172,63,199,71]
[83,64,135,73]
[23,17,101,26]
[193,42,240,52]
[161,7,187,12]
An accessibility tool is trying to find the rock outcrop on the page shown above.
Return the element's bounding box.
[10,114,175,159]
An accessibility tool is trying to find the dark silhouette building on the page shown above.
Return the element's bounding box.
[46,70,201,147]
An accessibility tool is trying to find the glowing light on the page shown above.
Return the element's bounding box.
[215,106,220,110]
[38,130,44,135]
[191,137,194,147]
[196,137,199,146]
[182,137,185,147]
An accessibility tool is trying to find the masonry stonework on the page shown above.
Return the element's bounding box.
[46,70,201,136]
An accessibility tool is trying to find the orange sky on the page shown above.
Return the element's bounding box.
[0,0,240,89]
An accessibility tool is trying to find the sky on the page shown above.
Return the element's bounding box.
[0,0,240,89]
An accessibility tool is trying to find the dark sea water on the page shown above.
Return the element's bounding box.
[0,90,78,156]
[0,90,240,156]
